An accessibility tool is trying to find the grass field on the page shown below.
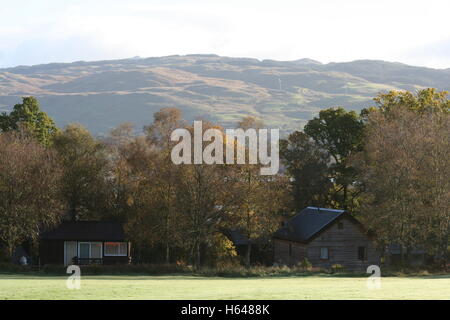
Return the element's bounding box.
[0,274,449,300]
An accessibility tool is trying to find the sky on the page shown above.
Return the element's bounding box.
[1,0,450,69]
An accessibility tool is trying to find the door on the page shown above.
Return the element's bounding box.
[78,242,91,262]
[64,241,77,266]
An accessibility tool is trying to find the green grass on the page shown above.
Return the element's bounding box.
[0,274,449,300]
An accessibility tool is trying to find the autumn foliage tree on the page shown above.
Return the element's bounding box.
[0,131,63,257]
[144,108,186,263]
[355,89,450,265]
[228,117,289,266]
[1,91,447,269]
[53,124,110,221]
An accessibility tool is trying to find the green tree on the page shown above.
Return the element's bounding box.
[0,97,58,146]
[304,107,364,210]
[280,131,332,210]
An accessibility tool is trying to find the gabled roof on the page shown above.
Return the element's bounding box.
[40,221,126,241]
[273,207,348,243]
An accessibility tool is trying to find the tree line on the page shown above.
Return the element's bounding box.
[0,89,448,267]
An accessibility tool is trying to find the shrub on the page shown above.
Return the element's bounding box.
[41,265,66,274]
[297,258,313,271]
[330,264,345,273]
[0,263,31,273]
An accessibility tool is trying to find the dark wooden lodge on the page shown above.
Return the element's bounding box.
[273,207,380,271]
[39,221,131,265]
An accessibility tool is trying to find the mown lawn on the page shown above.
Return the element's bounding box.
[0,274,449,300]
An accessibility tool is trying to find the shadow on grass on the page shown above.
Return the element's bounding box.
[1,272,449,281]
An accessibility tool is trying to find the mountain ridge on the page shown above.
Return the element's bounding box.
[4,55,450,72]
[1,54,449,135]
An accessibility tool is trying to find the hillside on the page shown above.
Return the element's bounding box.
[1,54,449,135]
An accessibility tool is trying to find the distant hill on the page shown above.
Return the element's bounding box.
[1,54,449,135]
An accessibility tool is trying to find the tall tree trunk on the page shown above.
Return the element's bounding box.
[400,245,405,266]
[165,242,170,264]
[244,243,252,267]
[70,199,77,221]
[7,243,14,261]
[164,213,170,264]
[439,236,448,270]
[444,235,448,270]
[196,242,201,269]
[406,247,412,266]
[165,182,172,265]
[343,185,348,210]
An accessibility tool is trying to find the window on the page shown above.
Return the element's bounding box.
[78,242,91,259]
[104,242,128,256]
[288,244,292,257]
[320,247,329,260]
[338,222,344,230]
[358,247,367,261]
[91,242,102,259]
[76,242,103,262]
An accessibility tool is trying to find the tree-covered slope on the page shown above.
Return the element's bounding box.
[1,54,449,135]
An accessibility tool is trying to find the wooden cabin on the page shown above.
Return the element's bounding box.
[273,207,380,271]
[39,221,131,266]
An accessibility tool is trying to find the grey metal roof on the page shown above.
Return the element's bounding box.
[273,207,346,243]
[40,221,126,241]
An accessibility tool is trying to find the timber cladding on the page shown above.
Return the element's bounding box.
[273,208,380,271]
[39,221,131,266]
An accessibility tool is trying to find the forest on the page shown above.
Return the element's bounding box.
[0,88,448,268]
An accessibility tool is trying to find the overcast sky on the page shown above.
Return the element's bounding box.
[1,0,449,69]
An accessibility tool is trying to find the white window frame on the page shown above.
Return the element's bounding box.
[90,242,103,259]
[104,242,128,257]
[64,241,78,266]
[77,242,103,259]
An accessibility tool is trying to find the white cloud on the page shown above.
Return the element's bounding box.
[0,0,449,68]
